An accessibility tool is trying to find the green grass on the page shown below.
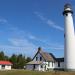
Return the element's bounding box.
[0,70,75,75]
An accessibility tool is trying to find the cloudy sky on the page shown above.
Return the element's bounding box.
[0,0,75,58]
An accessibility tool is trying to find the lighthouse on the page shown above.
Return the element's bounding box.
[63,4,75,70]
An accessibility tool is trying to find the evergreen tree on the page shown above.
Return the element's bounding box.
[17,54,26,69]
[26,57,32,63]
[0,51,5,60]
[9,54,18,68]
[0,51,32,69]
[4,56,9,60]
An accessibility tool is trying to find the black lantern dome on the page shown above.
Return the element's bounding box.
[63,3,73,15]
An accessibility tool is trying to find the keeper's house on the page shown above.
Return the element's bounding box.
[26,48,64,71]
[0,61,12,70]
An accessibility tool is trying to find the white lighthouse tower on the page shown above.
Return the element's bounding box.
[63,4,75,70]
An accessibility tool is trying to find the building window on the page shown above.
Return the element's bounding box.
[36,57,38,61]
[2,65,5,69]
[58,62,60,67]
[41,65,43,68]
[52,62,53,67]
[48,62,50,67]
[33,65,35,70]
[40,57,42,61]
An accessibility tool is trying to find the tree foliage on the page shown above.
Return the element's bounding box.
[26,57,32,63]
[0,51,5,60]
[0,51,32,69]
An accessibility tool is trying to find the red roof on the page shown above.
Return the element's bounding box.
[0,61,12,65]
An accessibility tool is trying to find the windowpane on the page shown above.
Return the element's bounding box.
[58,62,60,67]
[36,57,38,61]
[40,57,42,61]
[2,65,5,69]
[48,62,50,67]
[52,62,53,67]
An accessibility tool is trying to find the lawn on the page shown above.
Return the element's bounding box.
[0,70,75,75]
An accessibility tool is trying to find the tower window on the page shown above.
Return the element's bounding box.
[65,13,68,16]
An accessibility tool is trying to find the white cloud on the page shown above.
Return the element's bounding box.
[47,20,64,31]
[0,19,38,57]
[28,34,64,50]
[0,16,64,57]
[0,38,37,57]
[34,11,64,31]
[34,12,46,21]
[0,44,36,51]
[44,41,64,49]
[27,33,64,50]
[0,18,7,24]
[0,44,36,56]
[8,38,36,47]
[28,34,37,40]
[49,45,64,50]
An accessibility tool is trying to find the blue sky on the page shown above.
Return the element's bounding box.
[0,0,75,58]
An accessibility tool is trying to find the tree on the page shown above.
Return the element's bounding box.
[0,51,5,60]
[17,54,26,69]
[4,56,9,60]
[9,54,18,68]
[26,57,32,63]
[0,51,32,69]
